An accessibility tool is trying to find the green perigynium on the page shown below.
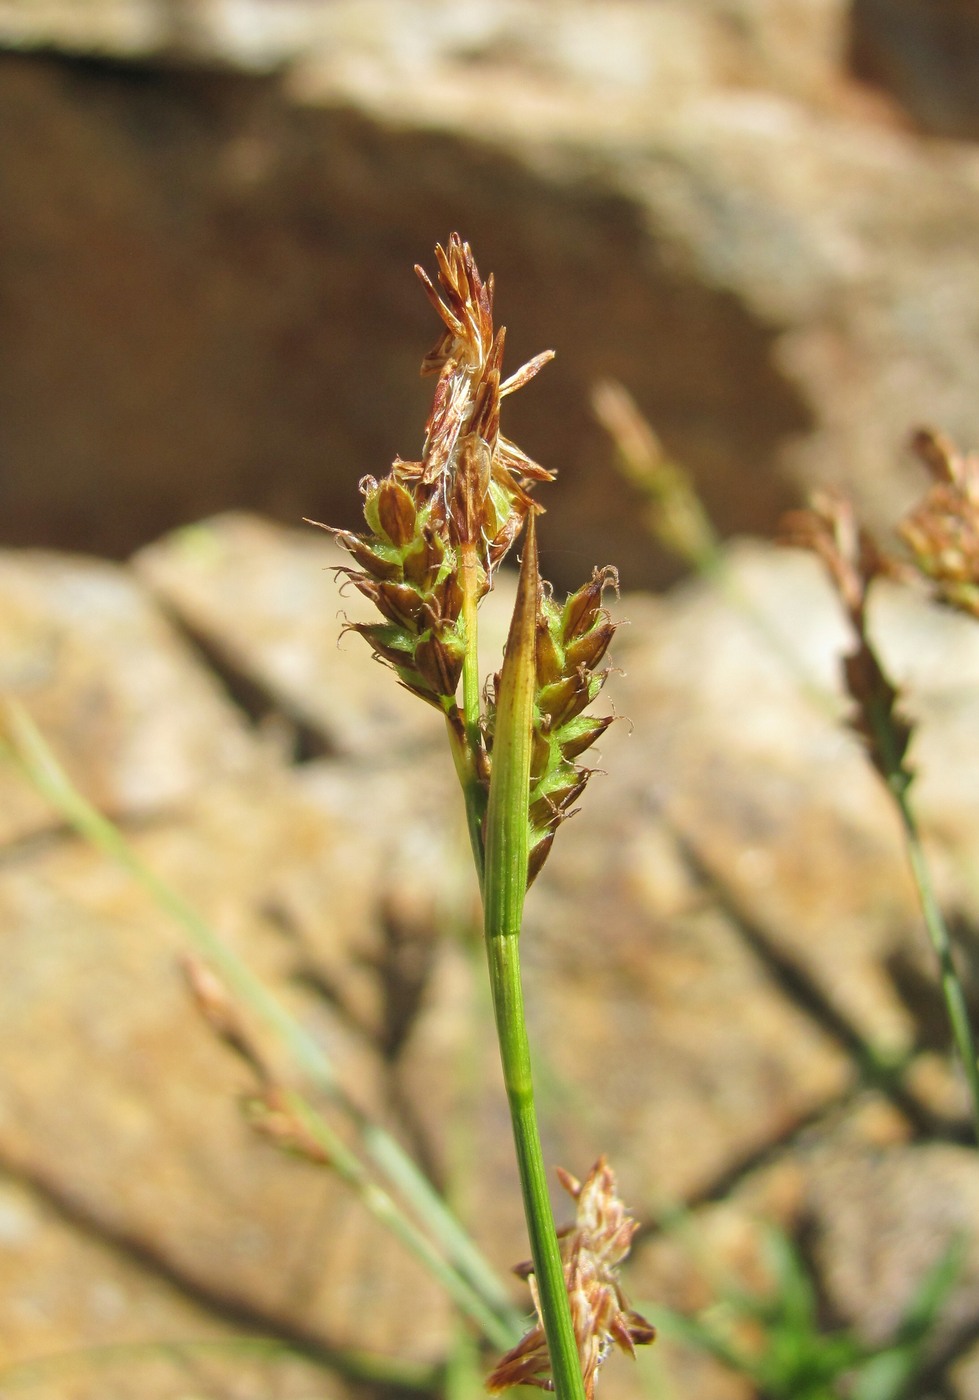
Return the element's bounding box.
[335,478,467,711]
[528,567,619,881]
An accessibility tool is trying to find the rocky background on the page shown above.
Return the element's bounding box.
[2,3,979,1399]
[2,0,979,589]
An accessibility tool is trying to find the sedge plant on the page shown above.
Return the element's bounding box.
[781,444,979,1145]
[310,235,655,1399]
[0,238,653,1396]
[595,381,979,1140]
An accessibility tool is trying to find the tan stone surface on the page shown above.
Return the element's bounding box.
[0,1,854,103]
[804,1136,979,1349]
[627,1098,976,1400]
[0,769,450,1368]
[397,890,852,1275]
[3,516,979,1396]
[852,0,979,139]
[607,539,979,1071]
[134,515,437,762]
[0,1172,352,1400]
[0,549,255,844]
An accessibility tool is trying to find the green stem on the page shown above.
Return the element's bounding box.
[895,788,979,1143]
[0,699,522,1345]
[482,517,586,1400]
[447,715,486,894]
[485,930,583,1400]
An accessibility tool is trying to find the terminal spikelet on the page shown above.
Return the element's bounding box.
[312,234,556,716]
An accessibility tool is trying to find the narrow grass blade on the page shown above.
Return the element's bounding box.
[0,698,521,1347]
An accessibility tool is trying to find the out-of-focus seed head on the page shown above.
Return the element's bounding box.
[487,1156,655,1398]
[779,492,913,794]
[900,427,979,618]
[593,379,718,570]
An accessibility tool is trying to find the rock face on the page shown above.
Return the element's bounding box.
[4,5,979,1394]
[1,2,979,592]
[851,0,979,138]
[2,511,979,1399]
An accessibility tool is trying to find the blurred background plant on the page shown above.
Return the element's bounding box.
[645,1222,964,1400]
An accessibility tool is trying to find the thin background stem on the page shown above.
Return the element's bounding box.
[857,683,979,1143]
[896,792,979,1140]
[0,699,522,1348]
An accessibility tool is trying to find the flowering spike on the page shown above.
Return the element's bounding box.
[321,235,560,724]
[414,233,556,572]
[481,551,617,886]
[565,620,615,674]
[487,1158,655,1398]
[335,529,402,581]
[527,571,617,881]
[501,349,556,398]
[558,714,615,762]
